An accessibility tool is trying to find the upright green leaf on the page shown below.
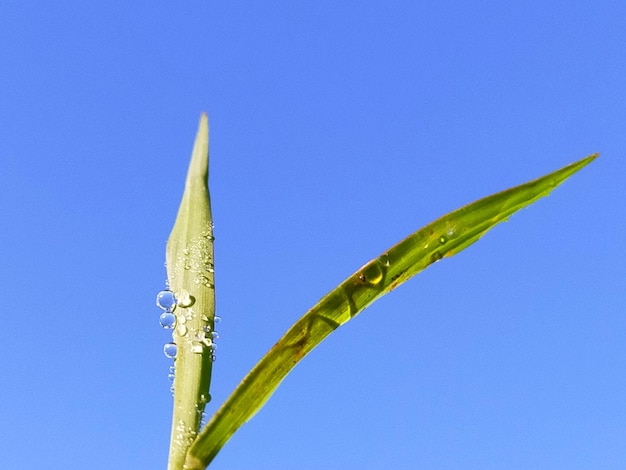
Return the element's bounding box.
[165,114,216,470]
[184,153,596,469]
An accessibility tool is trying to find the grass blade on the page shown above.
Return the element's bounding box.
[185,153,597,469]
[165,114,216,470]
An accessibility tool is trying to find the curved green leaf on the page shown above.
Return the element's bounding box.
[185,153,597,469]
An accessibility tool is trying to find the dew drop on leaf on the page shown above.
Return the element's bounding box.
[159,312,177,329]
[177,291,195,308]
[156,289,177,312]
[163,342,178,358]
[358,260,384,286]
[430,251,443,263]
[196,274,214,288]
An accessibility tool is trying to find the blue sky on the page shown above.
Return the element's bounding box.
[1,2,624,469]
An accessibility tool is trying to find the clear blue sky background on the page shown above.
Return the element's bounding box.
[1,2,624,469]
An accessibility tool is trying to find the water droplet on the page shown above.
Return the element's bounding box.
[205,263,215,273]
[203,325,212,333]
[163,342,178,358]
[176,324,188,337]
[211,331,220,341]
[191,343,204,354]
[358,260,384,286]
[159,312,177,329]
[211,354,217,362]
[438,235,447,244]
[195,331,213,348]
[196,274,214,288]
[156,290,177,312]
[177,291,196,308]
[214,316,221,324]
[430,251,443,263]
[178,314,187,325]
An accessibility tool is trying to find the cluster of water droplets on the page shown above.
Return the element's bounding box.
[173,419,198,453]
[191,321,221,359]
[421,223,461,263]
[197,392,211,429]
[155,284,220,395]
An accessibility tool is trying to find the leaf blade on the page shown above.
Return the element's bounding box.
[186,153,597,468]
[165,114,216,470]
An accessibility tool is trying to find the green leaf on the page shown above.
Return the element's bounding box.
[165,114,216,470]
[184,152,597,469]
